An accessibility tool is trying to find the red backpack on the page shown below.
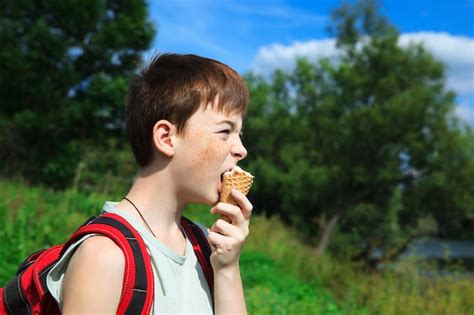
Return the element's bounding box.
[0,212,214,315]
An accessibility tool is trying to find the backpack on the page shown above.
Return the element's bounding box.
[0,212,214,315]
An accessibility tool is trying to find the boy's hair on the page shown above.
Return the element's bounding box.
[125,53,249,167]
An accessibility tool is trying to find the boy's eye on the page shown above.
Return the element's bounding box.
[219,129,231,134]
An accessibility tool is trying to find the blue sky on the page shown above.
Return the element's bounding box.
[147,0,474,125]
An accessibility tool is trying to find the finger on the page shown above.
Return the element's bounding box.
[208,228,247,255]
[230,188,253,219]
[211,202,245,225]
[207,230,227,254]
[210,218,240,236]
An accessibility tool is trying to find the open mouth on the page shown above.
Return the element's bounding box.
[221,168,234,179]
[218,168,234,193]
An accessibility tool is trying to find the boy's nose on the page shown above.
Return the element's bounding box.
[231,137,248,161]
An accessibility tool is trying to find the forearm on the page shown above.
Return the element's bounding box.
[210,190,253,315]
[213,263,247,315]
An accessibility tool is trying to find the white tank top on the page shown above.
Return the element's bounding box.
[46,201,213,314]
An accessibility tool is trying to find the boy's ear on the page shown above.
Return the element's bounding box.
[152,120,177,157]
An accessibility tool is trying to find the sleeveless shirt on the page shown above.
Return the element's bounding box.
[46,201,213,314]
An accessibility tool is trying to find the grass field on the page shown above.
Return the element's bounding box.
[1,178,473,314]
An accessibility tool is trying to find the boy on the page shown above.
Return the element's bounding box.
[46,53,253,314]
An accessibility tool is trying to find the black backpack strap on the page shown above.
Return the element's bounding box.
[180,217,214,293]
[63,212,154,315]
[3,245,63,315]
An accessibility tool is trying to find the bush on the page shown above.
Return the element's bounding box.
[2,178,473,314]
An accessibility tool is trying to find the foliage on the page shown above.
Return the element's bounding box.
[240,251,341,315]
[0,0,155,187]
[0,178,108,281]
[403,128,474,239]
[0,178,341,314]
[242,0,474,264]
[239,209,474,315]
[70,140,137,195]
[3,178,473,314]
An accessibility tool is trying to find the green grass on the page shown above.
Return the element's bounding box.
[0,179,340,314]
[236,214,474,315]
[2,178,473,314]
[240,251,340,314]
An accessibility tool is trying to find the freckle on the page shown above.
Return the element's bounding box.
[192,134,217,165]
[201,140,216,160]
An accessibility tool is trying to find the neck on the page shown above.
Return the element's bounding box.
[117,166,186,236]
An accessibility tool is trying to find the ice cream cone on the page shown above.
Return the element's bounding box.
[219,166,254,205]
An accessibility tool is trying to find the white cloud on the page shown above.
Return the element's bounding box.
[251,32,474,125]
[398,32,474,95]
[252,33,474,94]
[250,38,338,75]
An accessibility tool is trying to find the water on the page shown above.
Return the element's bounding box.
[398,238,474,277]
[401,239,474,260]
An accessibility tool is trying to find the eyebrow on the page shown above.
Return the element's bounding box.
[216,119,237,130]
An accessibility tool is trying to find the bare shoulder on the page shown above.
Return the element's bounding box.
[68,235,125,268]
[61,235,125,314]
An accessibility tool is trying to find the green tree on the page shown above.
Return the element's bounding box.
[0,0,155,186]
[243,0,474,265]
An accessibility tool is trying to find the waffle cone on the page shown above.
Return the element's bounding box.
[219,167,254,205]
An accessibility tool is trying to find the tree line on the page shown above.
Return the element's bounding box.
[243,0,474,265]
[0,0,155,186]
[1,0,472,267]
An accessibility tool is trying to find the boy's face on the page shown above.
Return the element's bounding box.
[172,105,247,205]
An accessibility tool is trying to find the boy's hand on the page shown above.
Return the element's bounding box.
[208,188,253,270]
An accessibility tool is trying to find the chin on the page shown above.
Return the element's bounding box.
[204,195,219,206]
[209,192,221,205]
[201,200,215,206]
[191,192,219,206]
